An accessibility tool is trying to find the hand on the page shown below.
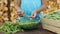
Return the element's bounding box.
[28,11,37,18]
[16,6,24,16]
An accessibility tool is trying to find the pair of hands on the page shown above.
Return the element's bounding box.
[16,6,37,18]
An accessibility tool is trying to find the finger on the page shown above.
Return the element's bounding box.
[28,15,34,18]
[32,12,36,18]
[28,16,33,18]
[28,13,36,18]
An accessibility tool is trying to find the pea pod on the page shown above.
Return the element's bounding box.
[0,21,24,34]
[44,10,60,20]
[18,20,38,29]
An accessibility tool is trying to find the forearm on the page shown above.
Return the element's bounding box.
[16,0,21,7]
[36,4,48,13]
[36,0,48,13]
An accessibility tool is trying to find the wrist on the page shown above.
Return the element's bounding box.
[15,6,19,8]
[15,6,20,9]
[15,6,21,10]
[34,10,38,14]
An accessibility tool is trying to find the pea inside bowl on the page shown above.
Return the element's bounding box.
[18,20,38,29]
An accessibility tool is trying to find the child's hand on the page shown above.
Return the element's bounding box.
[28,11,37,18]
[16,6,24,16]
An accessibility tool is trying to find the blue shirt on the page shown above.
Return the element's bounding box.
[18,0,42,21]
